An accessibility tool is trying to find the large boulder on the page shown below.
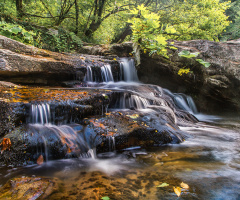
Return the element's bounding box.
[139,39,240,113]
[0,35,119,85]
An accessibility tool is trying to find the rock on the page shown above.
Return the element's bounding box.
[0,176,58,200]
[0,108,187,166]
[0,35,120,86]
[0,87,113,137]
[138,40,240,113]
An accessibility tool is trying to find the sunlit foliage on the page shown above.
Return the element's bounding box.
[0,0,236,47]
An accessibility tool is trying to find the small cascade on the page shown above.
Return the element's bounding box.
[163,89,198,114]
[120,58,139,82]
[84,66,93,82]
[101,64,114,82]
[31,103,51,124]
[83,58,139,83]
[113,92,151,110]
[108,136,116,152]
[28,124,101,160]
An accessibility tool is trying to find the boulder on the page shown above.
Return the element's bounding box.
[0,35,119,85]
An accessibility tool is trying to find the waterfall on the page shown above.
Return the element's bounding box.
[163,89,198,114]
[84,65,93,82]
[120,58,139,82]
[31,103,51,124]
[83,58,139,83]
[101,64,114,82]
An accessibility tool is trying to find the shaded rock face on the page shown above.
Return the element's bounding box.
[137,40,240,113]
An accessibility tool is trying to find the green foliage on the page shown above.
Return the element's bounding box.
[178,50,210,75]
[196,59,211,68]
[159,0,231,41]
[0,21,36,44]
[220,0,240,40]
[178,50,211,68]
[128,5,170,57]
[178,51,199,58]
[93,14,127,44]
[34,28,83,52]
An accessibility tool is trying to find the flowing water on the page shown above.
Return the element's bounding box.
[0,58,240,199]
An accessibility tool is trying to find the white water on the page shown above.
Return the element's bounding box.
[101,64,114,82]
[120,58,139,82]
[31,103,51,124]
[84,65,93,82]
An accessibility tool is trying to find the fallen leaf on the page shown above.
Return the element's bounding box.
[101,197,110,200]
[180,182,189,189]
[126,114,139,119]
[0,138,11,153]
[173,187,181,197]
[156,183,169,187]
[37,155,44,165]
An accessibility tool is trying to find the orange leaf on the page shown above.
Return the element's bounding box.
[99,123,106,129]
[0,138,11,153]
[37,155,44,165]
[173,187,181,197]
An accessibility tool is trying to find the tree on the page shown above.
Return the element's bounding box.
[16,0,23,19]
[84,0,134,37]
[220,0,240,40]
[128,1,230,58]
[158,0,230,41]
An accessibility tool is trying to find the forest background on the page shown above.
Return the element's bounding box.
[0,0,239,54]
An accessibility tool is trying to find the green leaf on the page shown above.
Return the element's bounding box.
[157,183,169,187]
[178,50,199,58]
[10,26,22,34]
[101,197,110,200]
[196,59,211,68]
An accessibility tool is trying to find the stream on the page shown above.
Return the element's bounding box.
[0,58,239,200]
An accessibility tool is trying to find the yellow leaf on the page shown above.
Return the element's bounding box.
[180,182,189,189]
[113,58,117,61]
[173,187,181,197]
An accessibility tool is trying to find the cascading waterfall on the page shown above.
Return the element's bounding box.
[83,58,138,83]
[84,65,93,82]
[101,64,114,82]
[29,103,99,160]
[120,58,139,82]
[28,57,199,162]
[31,103,51,124]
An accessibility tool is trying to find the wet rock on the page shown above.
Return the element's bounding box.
[0,176,58,200]
[89,111,187,153]
[0,87,113,137]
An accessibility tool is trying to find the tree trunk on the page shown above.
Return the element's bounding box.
[16,0,23,19]
[75,0,79,34]
[85,0,106,37]
[111,24,132,43]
